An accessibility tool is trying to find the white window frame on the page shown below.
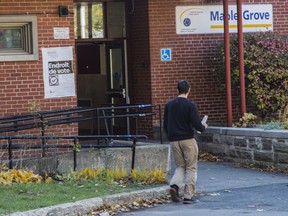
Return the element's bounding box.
[0,15,38,61]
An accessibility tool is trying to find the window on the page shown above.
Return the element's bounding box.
[108,2,126,38]
[74,1,126,39]
[74,2,104,39]
[0,15,38,61]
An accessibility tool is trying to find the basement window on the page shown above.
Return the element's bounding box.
[0,15,38,62]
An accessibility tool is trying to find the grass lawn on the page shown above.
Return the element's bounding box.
[0,181,162,215]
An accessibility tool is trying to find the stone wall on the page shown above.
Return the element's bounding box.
[14,144,171,174]
[197,127,288,168]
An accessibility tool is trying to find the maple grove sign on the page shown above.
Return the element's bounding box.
[176,4,273,34]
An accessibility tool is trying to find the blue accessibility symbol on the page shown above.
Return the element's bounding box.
[161,48,172,61]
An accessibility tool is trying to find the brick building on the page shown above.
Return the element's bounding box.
[0,0,287,142]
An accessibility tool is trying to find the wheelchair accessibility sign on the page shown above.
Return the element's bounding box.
[161,48,172,61]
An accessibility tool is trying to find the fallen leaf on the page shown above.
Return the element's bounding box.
[199,152,222,162]
[89,195,171,215]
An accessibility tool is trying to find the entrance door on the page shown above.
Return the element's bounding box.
[76,40,129,135]
[105,41,129,135]
[74,1,129,135]
[106,41,126,104]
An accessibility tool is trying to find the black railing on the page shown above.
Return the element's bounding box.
[0,135,147,171]
[0,107,99,157]
[96,104,162,143]
[0,105,162,144]
[0,104,162,171]
[0,107,96,134]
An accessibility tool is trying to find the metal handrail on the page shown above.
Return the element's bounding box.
[96,104,162,143]
[0,107,92,133]
[0,105,162,143]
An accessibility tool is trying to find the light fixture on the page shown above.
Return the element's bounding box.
[59,6,69,17]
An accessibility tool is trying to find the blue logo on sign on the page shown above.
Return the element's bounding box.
[183,18,191,27]
[161,49,172,61]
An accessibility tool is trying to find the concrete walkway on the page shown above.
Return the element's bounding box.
[9,161,288,216]
[118,161,288,216]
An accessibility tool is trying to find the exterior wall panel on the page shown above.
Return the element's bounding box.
[0,0,76,121]
[147,0,288,126]
[0,0,77,160]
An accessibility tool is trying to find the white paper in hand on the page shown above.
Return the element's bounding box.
[201,115,208,125]
[197,115,208,134]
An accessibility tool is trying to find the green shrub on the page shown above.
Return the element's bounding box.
[213,32,288,120]
[234,112,257,128]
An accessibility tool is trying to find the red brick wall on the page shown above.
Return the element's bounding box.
[0,0,76,124]
[1,0,287,144]
[148,0,230,126]
[0,0,77,160]
[147,0,288,126]
[128,0,151,104]
[128,0,154,136]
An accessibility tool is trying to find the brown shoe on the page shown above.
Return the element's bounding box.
[170,185,181,202]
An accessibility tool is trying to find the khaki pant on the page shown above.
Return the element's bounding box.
[169,138,198,199]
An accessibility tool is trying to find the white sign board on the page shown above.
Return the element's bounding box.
[42,46,76,98]
[176,4,273,34]
[53,27,70,39]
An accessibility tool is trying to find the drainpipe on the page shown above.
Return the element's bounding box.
[224,0,233,127]
[237,0,246,116]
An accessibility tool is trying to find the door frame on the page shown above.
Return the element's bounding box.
[104,40,130,135]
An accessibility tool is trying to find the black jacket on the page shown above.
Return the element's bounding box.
[164,97,205,141]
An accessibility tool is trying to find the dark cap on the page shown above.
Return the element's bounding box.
[177,80,190,94]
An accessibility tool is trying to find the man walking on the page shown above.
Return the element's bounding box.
[164,80,207,204]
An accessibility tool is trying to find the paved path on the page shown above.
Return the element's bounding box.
[117,161,288,216]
